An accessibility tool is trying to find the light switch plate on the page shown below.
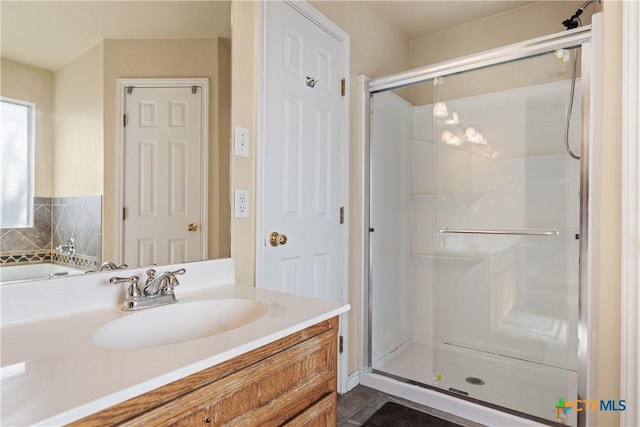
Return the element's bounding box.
[234,189,249,219]
[234,127,249,158]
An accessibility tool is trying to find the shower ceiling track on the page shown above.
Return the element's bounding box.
[368,25,592,93]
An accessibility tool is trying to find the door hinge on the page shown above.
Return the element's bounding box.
[123,114,127,127]
[122,207,127,220]
[341,78,346,96]
[339,206,344,224]
[339,335,344,353]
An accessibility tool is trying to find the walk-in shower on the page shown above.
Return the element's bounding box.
[361,16,602,427]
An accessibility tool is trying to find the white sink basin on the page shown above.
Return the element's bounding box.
[92,299,268,349]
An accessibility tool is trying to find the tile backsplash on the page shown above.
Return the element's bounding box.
[0,196,101,269]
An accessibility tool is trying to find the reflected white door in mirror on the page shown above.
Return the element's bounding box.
[116,79,209,268]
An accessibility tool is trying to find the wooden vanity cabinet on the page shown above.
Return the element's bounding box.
[69,317,338,427]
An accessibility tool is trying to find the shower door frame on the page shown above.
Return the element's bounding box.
[360,18,602,427]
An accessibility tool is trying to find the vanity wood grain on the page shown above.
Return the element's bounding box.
[68,317,338,426]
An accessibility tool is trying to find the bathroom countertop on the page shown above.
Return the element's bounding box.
[0,284,349,426]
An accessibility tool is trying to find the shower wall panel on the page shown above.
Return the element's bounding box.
[409,107,436,346]
[370,91,413,367]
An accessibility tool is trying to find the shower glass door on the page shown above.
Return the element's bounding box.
[368,43,586,426]
[431,51,580,423]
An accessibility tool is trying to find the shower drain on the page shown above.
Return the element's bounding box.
[465,376,485,386]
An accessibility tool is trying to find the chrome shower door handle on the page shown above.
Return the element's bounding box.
[438,227,559,236]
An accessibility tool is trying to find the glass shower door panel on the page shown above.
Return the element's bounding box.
[432,52,580,423]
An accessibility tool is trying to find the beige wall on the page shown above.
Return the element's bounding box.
[101,38,230,262]
[230,0,259,285]
[216,38,232,259]
[1,58,55,197]
[53,42,104,198]
[596,1,622,425]
[410,2,593,68]
[409,1,594,105]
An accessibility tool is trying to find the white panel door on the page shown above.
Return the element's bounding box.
[261,1,344,304]
[123,86,204,267]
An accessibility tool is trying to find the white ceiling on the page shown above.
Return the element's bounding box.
[1,1,232,71]
[1,1,539,72]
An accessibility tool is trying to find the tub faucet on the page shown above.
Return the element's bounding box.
[109,267,186,311]
[99,261,128,271]
[56,238,76,258]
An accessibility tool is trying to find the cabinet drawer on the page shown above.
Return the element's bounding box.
[284,393,337,427]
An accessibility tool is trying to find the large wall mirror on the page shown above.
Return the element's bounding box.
[0,1,231,283]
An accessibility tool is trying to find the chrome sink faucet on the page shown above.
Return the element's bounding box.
[143,268,185,296]
[109,268,186,311]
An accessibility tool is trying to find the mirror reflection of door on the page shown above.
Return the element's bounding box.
[122,83,208,267]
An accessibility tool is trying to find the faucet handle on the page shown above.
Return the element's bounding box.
[168,268,186,276]
[109,275,142,299]
[109,275,138,284]
[162,268,186,294]
[144,269,158,287]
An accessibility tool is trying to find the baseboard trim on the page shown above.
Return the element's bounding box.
[347,371,360,392]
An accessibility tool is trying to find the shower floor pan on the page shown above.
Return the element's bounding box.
[373,341,577,425]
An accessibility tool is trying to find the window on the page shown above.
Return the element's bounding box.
[0,98,35,228]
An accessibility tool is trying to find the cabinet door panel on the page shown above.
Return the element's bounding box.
[211,329,336,425]
[167,407,211,427]
[284,393,337,427]
[73,318,338,427]
[122,324,337,426]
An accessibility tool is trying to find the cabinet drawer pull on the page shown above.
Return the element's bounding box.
[205,417,211,423]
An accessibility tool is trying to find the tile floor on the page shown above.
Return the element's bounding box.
[337,385,485,426]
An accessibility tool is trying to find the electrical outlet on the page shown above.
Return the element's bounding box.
[234,189,249,219]
[234,127,249,158]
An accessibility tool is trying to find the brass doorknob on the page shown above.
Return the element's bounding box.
[187,223,199,232]
[269,232,288,247]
